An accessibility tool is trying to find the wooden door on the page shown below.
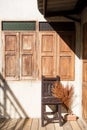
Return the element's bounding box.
[39,32,56,78]
[82,23,87,122]
[57,31,75,80]
[3,32,19,80]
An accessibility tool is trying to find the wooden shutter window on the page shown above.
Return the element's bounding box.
[3,32,36,80]
[4,32,19,80]
[39,32,56,78]
[57,32,75,80]
[20,32,36,79]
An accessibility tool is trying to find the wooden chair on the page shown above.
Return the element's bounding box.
[41,75,63,126]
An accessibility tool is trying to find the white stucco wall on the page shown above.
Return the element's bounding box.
[8,80,41,118]
[0,0,84,118]
[0,0,45,21]
[72,23,82,117]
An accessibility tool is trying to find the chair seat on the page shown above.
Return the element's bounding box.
[42,96,62,104]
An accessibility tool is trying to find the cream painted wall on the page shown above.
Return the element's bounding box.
[0,0,84,118]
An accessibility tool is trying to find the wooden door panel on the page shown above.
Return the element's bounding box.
[4,32,19,80]
[20,32,35,79]
[39,32,56,77]
[83,23,87,121]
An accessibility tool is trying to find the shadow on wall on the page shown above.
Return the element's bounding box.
[0,73,28,118]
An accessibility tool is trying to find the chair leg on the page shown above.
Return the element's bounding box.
[42,119,44,127]
[41,104,45,127]
[58,104,62,126]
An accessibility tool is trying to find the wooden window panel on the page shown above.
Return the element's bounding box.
[39,32,56,78]
[22,54,32,76]
[20,32,36,79]
[41,56,54,76]
[57,31,75,80]
[5,55,16,77]
[3,32,19,80]
[3,32,36,80]
[59,55,74,80]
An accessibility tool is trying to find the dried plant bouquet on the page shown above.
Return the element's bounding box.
[52,81,74,114]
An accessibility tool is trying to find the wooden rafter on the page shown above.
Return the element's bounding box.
[45,9,79,17]
[64,15,81,23]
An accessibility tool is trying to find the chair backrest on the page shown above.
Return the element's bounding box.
[42,75,60,98]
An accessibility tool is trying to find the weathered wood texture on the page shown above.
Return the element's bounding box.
[39,31,75,80]
[83,22,87,122]
[3,28,75,81]
[0,118,87,130]
[41,76,62,127]
[3,32,36,80]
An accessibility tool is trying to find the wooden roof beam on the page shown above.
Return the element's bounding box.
[43,0,47,16]
[45,9,80,17]
[64,15,81,23]
[75,0,87,13]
